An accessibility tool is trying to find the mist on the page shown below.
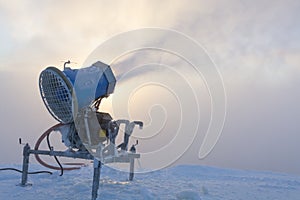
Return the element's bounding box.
[0,0,299,174]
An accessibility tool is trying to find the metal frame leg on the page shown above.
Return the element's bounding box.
[21,143,31,186]
[129,157,135,181]
[91,159,102,200]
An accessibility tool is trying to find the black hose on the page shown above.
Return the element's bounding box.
[34,124,81,171]
[0,168,52,175]
[46,132,64,176]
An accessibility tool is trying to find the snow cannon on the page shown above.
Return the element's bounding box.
[39,61,116,124]
[20,60,143,200]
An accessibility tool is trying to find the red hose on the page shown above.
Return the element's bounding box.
[34,123,81,171]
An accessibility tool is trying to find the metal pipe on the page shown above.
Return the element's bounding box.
[84,109,92,145]
[91,159,102,200]
[30,149,94,160]
[21,143,30,186]
[129,157,135,181]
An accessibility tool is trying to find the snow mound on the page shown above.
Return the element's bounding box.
[139,187,158,200]
[176,190,201,200]
[1,164,300,200]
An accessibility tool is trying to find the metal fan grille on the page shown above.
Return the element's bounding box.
[39,67,73,124]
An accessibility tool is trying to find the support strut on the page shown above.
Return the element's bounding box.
[92,159,102,200]
[21,143,30,186]
[19,140,139,199]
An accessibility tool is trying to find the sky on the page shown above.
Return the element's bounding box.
[0,0,299,175]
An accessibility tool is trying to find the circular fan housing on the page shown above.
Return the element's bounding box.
[39,67,74,123]
[39,61,116,124]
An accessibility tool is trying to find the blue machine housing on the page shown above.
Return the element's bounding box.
[63,63,115,101]
[39,61,116,124]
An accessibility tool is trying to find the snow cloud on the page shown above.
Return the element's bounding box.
[0,0,299,174]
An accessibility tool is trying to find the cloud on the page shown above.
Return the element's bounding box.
[0,0,299,174]
[1,0,195,71]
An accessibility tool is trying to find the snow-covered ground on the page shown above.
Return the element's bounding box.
[1,163,300,200]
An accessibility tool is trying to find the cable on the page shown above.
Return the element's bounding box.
[34,123,81,172]
[46,131,64,176]
[0,168,52,175]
